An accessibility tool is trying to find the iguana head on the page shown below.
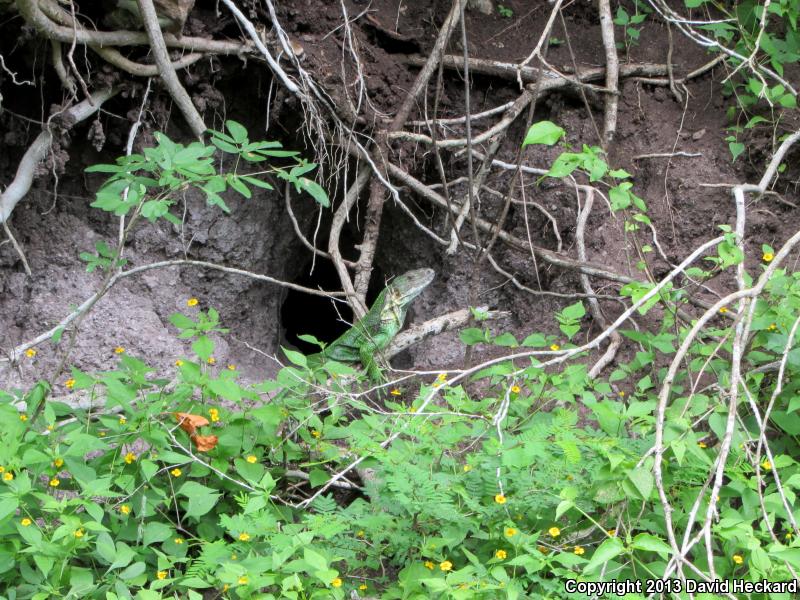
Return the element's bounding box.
[389,268,435,306]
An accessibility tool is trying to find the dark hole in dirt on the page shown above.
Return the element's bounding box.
[281,261,385,355]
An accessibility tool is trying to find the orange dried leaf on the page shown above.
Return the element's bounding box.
[192,434,218,452]
[174,412,210,436]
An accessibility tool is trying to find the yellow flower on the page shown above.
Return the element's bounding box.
[230,554,237,561]
[114,346,125,354]
[171,468,182,477]
[574,546,585,555]
[356,530,365,538]
[187,298,199,307]
[0,467,4,473]
[124,452,136,464]
[74,528,84,538]
[237,575,248,585]
[768,323,778,331]
[550,344,561,351]
[359,584,368,591]
[49,478,60,487]
[311,430,321,438]
[440,560,453,571]
[786,532,794,540]
[719,307,728,314]
[537,545,550,555]
[19,414,28,422]
[505,527,517,537]
[762,459,772,471]
[209,408,219,422]
[424,560,435,570]
[618,391,625,397]
[99,432,106,437]
[732,554,743,564]
[156,570,167,580]
[3,472,13,481]
[390,388,402,396]
[408,406,417,413]
[25,348,37,358]
[511,385,521,393]
[120,504,131,515]
[437,373,448,382]
[227,364,236,371]
[331,577,343,588]
[607,529,617,537]
[246,455,257,464]
[495,494,507,504]
[207,357,216,365]
[65,378,76,390]
[46,425,54,431]
[175,359,184,366]
[463,464,472,472]
[118,416,126,425]
[548,527,561,538]
[495,549,507,560]
[174,537,184,544]
[762,252,774,262]
[238,532,250,541]
[698,441,707,449]
[21,518,32,527]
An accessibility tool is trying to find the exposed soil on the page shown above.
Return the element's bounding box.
[1,0,799,393]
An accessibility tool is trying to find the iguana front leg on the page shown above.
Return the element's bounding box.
[359,331,393,381]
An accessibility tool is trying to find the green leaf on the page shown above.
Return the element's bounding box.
[459,327,487,345]
[303,548,329,572]
[523,121,566,146]
[178,481,221,518]
[295,177,330,207]
[143,522,172,546]
[626,467,654,500]
[631,533,672,556]
[225,120,249,144]
[192,336,214,361]
[583,537,625,573]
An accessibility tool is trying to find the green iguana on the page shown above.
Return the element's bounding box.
[308,268,435,380]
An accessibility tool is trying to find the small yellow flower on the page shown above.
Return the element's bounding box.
[99,431,106,437]
[511,385,521,393]
[65,378,76,390]
[25,348,37,358]
[463,464,472,473]
[230,554,237,561]
[74,528,84,538]
[437,373,448,382]
[124,452,136,464]
[118,416,126,425]
[390,388,402,396]
[768,323,778,331]
[187,298,199,307]
[331,577,343,588]
[762,459,772,471]
[537,545,550,555]
[49,478,60,487]
[19,414,28,422]
[495,494,507,504]
[114,346,125,354]
[246,455,257,464]
[0,467,4,473]
[698,441,707,449]
[732,554,743,564]
[238,532,250,541]
[209,408,219,422]
[359,584,368,591]
[505,527,517,537]
[424,560,435,570]
[607,529,617,537]
[3,472,13,481]
[311,430,321,438]
[171,468,182,477]
[548,526,561,538]
[175,359,184,367]
[574,546,585,555]
[227,364,236,371]
[53,456,64,468]
[46,425,54,431]
[207,357,216,365]
[550,344,560,351]
[238,575,248,585]
[156,570,167,580]
[174,537,184,544]
[120,504,131,515]
[495,549,507,560]
[719,307,728,314]
[439,560,453,571]
[356,530,365,538]
[21,518,32,527]
[763,252,774,262]
[223,584,229,592]
[786,532,794,540]
[408,406,417,413]
[618,391,625,397]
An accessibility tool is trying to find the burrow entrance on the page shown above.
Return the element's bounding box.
[280,260,385,355]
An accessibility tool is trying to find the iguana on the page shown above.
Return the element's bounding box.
[307,268,435,380]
